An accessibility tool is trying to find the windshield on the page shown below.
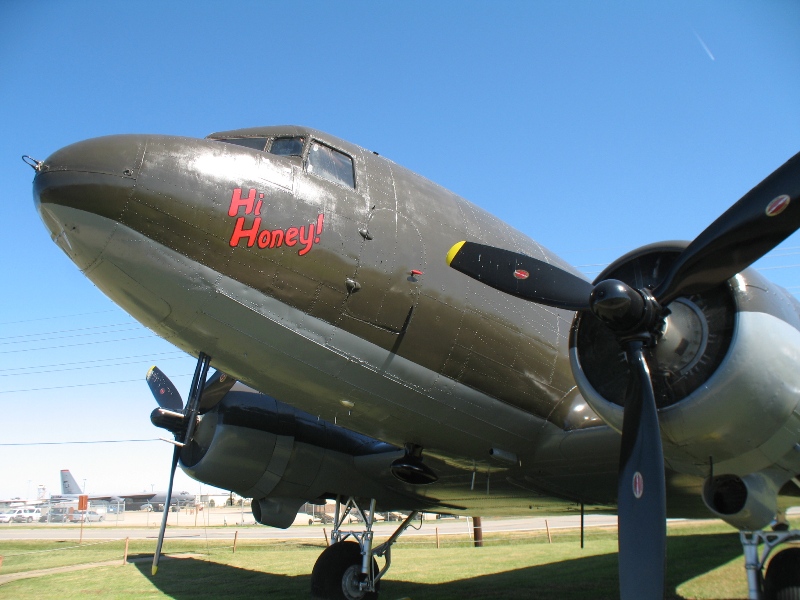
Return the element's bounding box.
[214,137,269,151]
[307,141,355,188]
[269,137,305,157]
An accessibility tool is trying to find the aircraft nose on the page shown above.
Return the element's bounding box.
[33,135,146,270]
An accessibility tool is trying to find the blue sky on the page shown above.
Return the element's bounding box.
[1,1,799,500]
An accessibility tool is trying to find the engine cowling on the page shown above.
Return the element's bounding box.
[701,471,782,530]
[569,242,800,477]
[177,384,414,527]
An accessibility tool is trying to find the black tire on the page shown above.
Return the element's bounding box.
[26,517,32,523]
[765,548,800,600]
[310,541,380,600]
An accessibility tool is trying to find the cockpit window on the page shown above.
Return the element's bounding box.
[215,137,268,151]
[269,137,305,157]
[307,141,355,188]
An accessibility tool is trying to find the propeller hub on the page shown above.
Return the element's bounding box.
[150,407,186,436]
[589,279,646,333]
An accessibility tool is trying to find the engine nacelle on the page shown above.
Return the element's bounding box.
[570,243,800,476]
[178,385,410,527]
[702,472,781,530]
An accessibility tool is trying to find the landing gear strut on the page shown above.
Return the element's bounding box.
[311,496,419,600]
[741,528,800,600]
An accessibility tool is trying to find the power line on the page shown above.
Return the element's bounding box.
[0,309,119,326]
[577,264,800,276]
[758,251,800,260]
[0,351,186,374]
[0,373,192,394]
[0,326,144,346]
[0,354,188,378]
[0,322,136,342]
[0,335,159,355]
[755,264,800,272]
[0,439,161,446]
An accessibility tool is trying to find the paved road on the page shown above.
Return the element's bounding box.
[0,514,619,541]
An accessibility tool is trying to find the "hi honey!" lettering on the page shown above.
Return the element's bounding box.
[227,188,324,256]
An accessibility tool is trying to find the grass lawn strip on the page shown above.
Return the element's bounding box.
[0,519,792,599]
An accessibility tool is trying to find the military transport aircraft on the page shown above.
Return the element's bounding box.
[53,469,195,511]
[27,126,800,600]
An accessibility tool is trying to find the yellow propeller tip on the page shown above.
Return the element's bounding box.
[151,565,158,576]
[446,241,466,266]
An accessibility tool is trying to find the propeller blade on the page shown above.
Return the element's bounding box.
[446,241,593,311]
[653,151,800,305]
[617,341,666,600]
[149,353,211,576]
[152,445,180,576]
[198,370,236,413]
[146,366,184,411]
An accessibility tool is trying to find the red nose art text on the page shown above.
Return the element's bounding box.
[227,188,324,256]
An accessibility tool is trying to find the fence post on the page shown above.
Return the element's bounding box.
[323,528,329,546]
[123,537,129,565]
[472,517,484,548]
[435,527,440,549]
[580,503,585,549]
[233,530,239,553]
[545,519,552,544]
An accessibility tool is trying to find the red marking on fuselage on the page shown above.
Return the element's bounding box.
[314,213,324,245]
[228,188,256,216]
[227,188,324,256]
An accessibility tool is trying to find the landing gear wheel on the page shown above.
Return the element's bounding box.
[765,548,800,600]
[311,541,380,600]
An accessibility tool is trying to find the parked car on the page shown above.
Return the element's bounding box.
[70,510,104,523]
[41,507,71,522]
[14,508,42,523]
[0,508,40,523]
[293,512,321,526]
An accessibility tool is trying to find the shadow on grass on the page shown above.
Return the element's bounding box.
[390,531,743,600]
[133,531,743,600]
[131,556,311,599]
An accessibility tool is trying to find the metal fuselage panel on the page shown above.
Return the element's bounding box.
[33,131,628,510]
[36,131,591,431]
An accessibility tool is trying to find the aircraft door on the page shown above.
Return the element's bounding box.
[345,208,424,333]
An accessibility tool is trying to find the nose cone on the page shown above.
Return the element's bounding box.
[34,135,146,270]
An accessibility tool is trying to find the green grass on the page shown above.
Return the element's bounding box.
[0,520,765,599]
